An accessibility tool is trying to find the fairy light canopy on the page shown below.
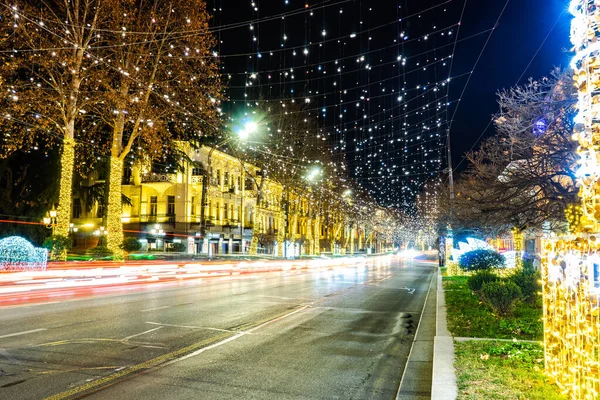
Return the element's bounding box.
[214,0,463,208]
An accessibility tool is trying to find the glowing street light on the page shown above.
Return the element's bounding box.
[306,166,323,182]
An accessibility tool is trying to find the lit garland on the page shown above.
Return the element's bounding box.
[106,156,124,260]
[539,2,600,398]
[55,138,75,239]
[0,236,47,271]
[512,227,523,269]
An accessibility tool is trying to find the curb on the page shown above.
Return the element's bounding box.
[431,268,458,400]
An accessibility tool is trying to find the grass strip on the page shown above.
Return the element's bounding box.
[454,340,566,400]
[443,276,542,340]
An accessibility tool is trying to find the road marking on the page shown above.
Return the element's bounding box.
[122,327,163,341]
[258,295,313,301]
[145,322,239,334]
[45,305,309,400]
[141,305,172,312]
[0,328,47,339]
[165,305,309,365]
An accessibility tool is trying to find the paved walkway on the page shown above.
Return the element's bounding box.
[431,269,458,400]
[396,269,437,400]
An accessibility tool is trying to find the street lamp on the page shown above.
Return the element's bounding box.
[43,207,57,235]
[150,224,166,251]
[200,121,257,254]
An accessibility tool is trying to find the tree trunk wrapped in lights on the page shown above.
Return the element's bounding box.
[277,211,285,257]
[106,157,124,259]
[55,138,76,239]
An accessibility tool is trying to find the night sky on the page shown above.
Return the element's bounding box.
[208,0,571,207]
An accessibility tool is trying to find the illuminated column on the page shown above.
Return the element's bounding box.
[540,2,600,398]
[512,227,523,269]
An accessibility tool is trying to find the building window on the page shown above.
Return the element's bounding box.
[224,171,229,188]
[216,202,220,221]
[96,203,104,219]
[224,202,228,220]
[216,169,221,186]
[150,196,157,216]
[122,167,132,184]
[192,167,203,176]
[73,199,81,219]
[167,195,175,216]
[191,196,196,215]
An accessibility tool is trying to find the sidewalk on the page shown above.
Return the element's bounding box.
[431,268,458,399]
[396,268,436,400]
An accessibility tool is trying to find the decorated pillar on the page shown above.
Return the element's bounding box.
[540,2,600,398]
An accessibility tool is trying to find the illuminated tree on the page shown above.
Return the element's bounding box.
[236,103,328,255]
[0,0,106,240]
[91,0,224,257]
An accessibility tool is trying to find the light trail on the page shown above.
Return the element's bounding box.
[0,256,394,307]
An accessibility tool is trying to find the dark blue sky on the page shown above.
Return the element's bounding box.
[210,0,572,203]
[449,0,571,170]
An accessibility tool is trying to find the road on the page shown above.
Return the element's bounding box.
[0,257,436,400]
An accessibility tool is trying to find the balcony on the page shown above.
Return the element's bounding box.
[142,173,176,183]
[138,213,176,223]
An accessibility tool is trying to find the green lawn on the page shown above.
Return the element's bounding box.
[454,341,566,400]
[444,276,543,340]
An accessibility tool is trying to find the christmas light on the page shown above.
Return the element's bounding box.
[539,2,600,398]
[0,236,47,271]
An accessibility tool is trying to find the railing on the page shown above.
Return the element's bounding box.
[141,173,176,183]
[138,213,176,223]
[191,175,203,184]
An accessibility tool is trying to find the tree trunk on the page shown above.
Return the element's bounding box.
[314,215,320,255]
[54,137,76,243]
[105,156,124,259]
[277,211,285,257]
[249,207,263,255]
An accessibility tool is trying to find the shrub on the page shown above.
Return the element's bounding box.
[459,249,505,271]
[509,269,541,305]
[42,235,72,252]
[170,242,186,252]
[42,235,72,260]
[122,237,142,252]
[467,270,500,293]
[481,280,522,316]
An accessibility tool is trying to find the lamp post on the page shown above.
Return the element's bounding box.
[150,224,165,251]
[200,121,257,255]
[43,208,58,235]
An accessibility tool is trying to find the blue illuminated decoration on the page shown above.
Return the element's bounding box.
[0,236,48,271]
[533,118,547,136]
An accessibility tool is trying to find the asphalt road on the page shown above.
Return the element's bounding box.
[0,257,436,400]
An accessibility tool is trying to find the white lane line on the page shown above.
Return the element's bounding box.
[258,295,313,301]
[141,306,172,312]
[164,305,309,366]
[0,328,47,339]
[145,322,239,334]
[122,327,163,341]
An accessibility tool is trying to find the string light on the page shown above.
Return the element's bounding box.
[0,236,47,271]
[540,2,600,398]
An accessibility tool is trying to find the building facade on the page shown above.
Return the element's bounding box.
[70,145,393,256]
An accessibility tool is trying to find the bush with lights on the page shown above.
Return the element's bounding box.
[0,236,48,271]
[459,249,505,271]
